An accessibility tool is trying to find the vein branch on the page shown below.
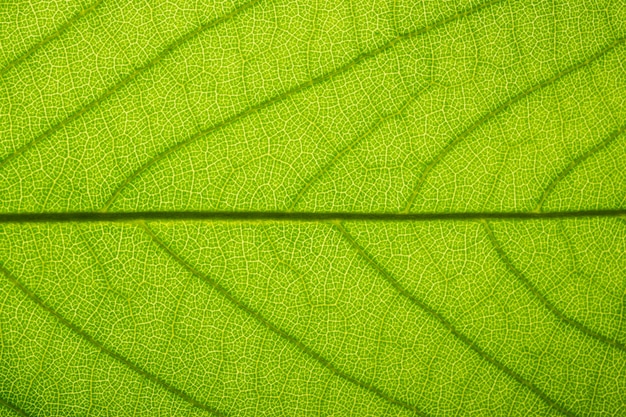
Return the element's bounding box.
[0,394,32,417]
[288,84,431,211]
[139,222,429,416]
[0,263,227,417]
[481,220,626,352]
[0,0,105,77]
[333,222,578,417]
[533,121,626,212]
[401,35,626,213]
[100,0,506,211]
[0,0,263,169]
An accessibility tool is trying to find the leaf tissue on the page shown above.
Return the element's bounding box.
[0,0,625,415]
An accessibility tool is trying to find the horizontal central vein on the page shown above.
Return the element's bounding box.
[140,223,429,416]
[334,223,578,417]
[101,0,506,210]
[0,263,227,417]
[0,209,623,224]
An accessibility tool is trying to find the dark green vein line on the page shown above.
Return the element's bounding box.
[334,222,578,417]
[140,223,429,417]
[401,35,626,213]
[0,394,31,417]
[0,0,105,77]
[481,220,626,353]
[534,121,626,212]
[101,0,506,211]
[0,0,262,169]
[0,263,227,417]
[288,85,430,211]
[0,209,624,224]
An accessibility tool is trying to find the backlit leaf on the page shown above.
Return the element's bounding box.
[1,0,625,415]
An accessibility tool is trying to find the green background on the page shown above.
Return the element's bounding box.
[1,0,625,415]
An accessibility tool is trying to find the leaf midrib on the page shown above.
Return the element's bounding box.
[3,214,623,417]
[0,209,624,223]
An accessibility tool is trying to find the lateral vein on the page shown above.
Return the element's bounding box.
[401,35,626,213]
[533,121,626,212]
[0,263,227,417]
[481,220,626,353]
[100,0,506,211]
[334,222,578,417]
[140,222,429,417]
[0,0,263,169]
[0,394,32,417]
[0,0,105,77]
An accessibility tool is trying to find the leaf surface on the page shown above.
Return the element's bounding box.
[0,0,625,416]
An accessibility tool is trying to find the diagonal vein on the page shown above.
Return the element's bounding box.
[0,0,263,169]
[100,0,506,211]
[140,222,429,417]
[401,35,626,213]
[0,263,227,417]
[0,0,105,77]
[481,220,626,353]
[0,394,31,417]
[288,84,431,211]
[533,121,626,212]
[0,209,624,224]
[333,222,578,417]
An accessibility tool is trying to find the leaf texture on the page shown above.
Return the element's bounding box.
[0,0,625,416]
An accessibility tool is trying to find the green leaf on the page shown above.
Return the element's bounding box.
[1,0,625,416]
